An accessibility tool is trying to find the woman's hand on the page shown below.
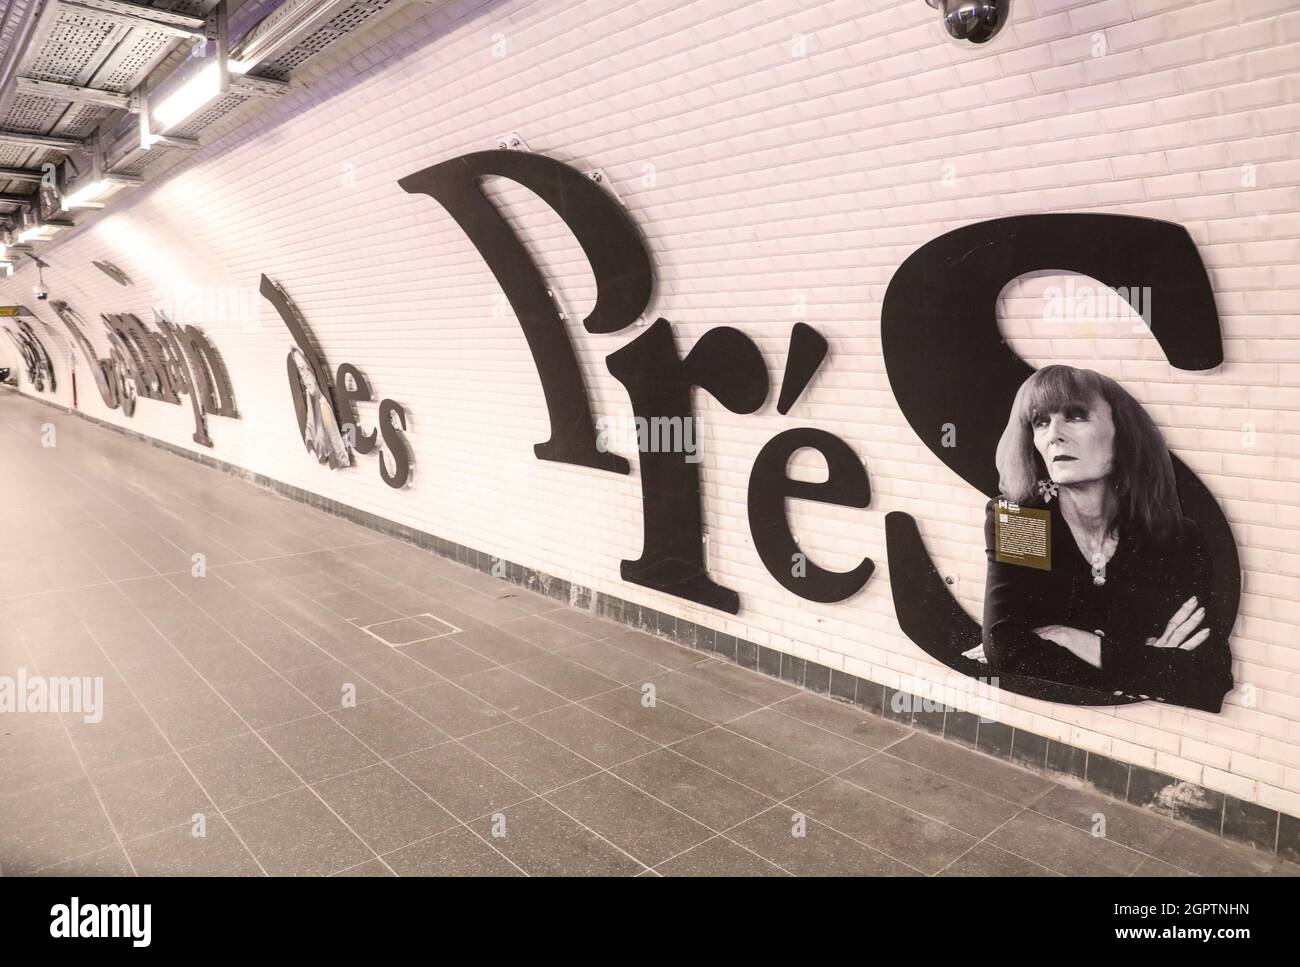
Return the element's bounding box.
[962,644,987,663]
[1032,625,1102,668]
[1144,596,1209,651]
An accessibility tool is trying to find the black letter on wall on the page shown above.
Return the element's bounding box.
[880,213,1239,706]
[399,150,653,475]
[748,428,873,602]
[606,319,768,614]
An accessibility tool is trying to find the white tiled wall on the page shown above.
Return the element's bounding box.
[3,0,1298,815]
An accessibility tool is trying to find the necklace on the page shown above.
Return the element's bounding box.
[1080,532,1117,587]
[1089,552,1107,586]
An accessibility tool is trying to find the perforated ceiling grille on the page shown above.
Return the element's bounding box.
[53,102,105,138]
[170,90,253,138]
[96,29,173,92]
[28,15,119,85]
[5,93,62,133]
[254,0,398,81]
[0,145,30,168]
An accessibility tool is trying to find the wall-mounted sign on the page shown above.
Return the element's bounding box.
[49,299,238,447]
[260,275,412,489]
[397,152,1237,713]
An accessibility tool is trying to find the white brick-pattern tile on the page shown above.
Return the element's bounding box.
[2,0,1297,813]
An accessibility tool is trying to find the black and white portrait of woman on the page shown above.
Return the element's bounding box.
[288,347,350,469]
[963,365,1234,713]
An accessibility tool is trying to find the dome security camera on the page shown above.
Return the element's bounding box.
[925,0,1011,44]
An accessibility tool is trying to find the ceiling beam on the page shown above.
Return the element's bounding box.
[15,77,131,111]
[57,0,207,40]
[0,167,45,183]
[0,129,83,151]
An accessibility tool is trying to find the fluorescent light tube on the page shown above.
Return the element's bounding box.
[61,180,110,210]
[152,62,224,131]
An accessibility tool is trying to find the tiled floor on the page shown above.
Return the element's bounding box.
[2,390,1297,877]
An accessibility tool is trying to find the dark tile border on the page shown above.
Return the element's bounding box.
[16,389,1298,863]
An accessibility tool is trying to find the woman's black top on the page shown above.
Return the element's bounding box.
[981,497,1233,713]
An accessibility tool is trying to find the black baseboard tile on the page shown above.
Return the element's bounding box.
[1128,765,1225,836]
[1223,796,1280,853]
[944,709,980,747]
[1086,753,1133,800]
[1010,729,1049,769]
[976,719,1014,759]
[804,662,830,695]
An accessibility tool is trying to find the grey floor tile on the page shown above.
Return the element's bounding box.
[94,752,215,841]
[581,686,713,745]
[226,788,373,876]
[180,732,304,810]
[498,615,589,652]
[558,640,668,685]
[886,733,1054,805]
[240,631,330,673]
[462,722,601,793]
[772,692,912,749]
[643,670,761,724]
[455,666,569,717]
[672,728,827,801]
[217,674,320,731]
[449,627,546,665]
[396,638,495,678]
[683,659,799,705]
[468,797,642,876]
[655,835,790,876]
[605,629,705,670]
[840,754,1021,837]
[64,704,174,775]
[313,764,458,854]
[1031,784,1178,854]
[390,742,533,820]
[33,844,135,877]
[989,809,1148,876]
[790,778,976,875]
[182,642,271,688]
[396,681,509,738]
[545,772,713,865]
[0,724,84,796]
[331,696,447,759]
[134,682,249,751]
[345,652,442,694]
[725,708,876,773]
[281,660,385,712]
[612,748,775,830]
[332,859,396,876]
[729,807,919,876]
[385,827,523,876]
[259,714,379,784]
[374,616,454,644]
[1133,856,1196,876]
[525,704,658,768]
[939,843,1059,876]
[1149,826,1300,877]
[0,777,118,875]
[540,609,623,640]
[507,653,621,701]
[124,816,262,876]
